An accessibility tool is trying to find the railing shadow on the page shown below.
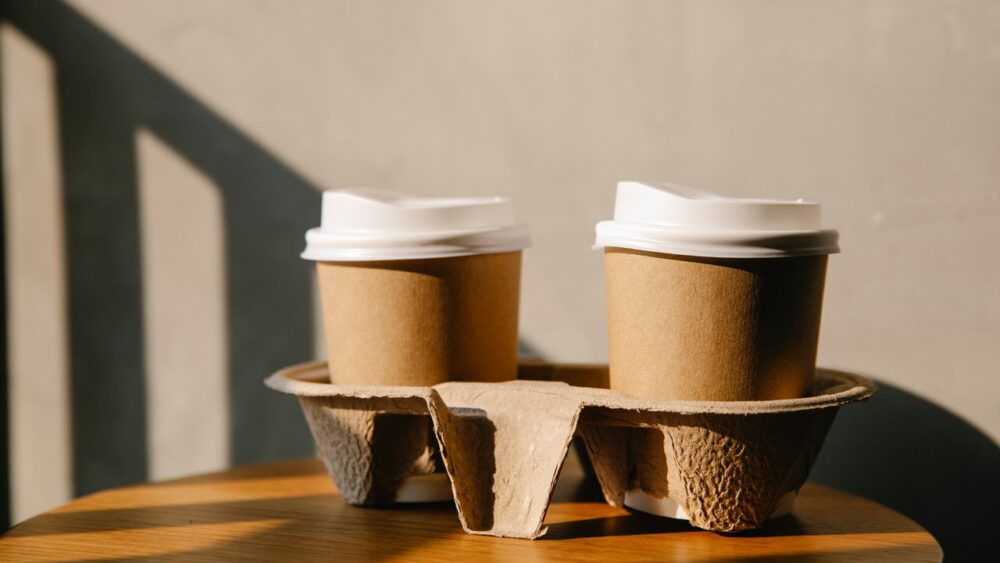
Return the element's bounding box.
[3,0,320,498]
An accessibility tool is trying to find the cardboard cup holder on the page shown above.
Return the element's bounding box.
[265,361,876,539]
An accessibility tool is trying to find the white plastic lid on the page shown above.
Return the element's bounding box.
[302,188,530,261]
[594,181,839,258]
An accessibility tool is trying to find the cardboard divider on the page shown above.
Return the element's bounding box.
[266,362,876,539]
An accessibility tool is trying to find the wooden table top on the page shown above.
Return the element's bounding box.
[0,456,941,562]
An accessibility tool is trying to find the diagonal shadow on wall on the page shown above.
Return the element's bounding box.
[3,0,319,497]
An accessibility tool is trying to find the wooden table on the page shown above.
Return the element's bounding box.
[0,456,941,562]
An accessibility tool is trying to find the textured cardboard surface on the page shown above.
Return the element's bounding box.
[299,398,441,505]
[266,362,875,539]
[316,251,521,386]
[604,247,828,401]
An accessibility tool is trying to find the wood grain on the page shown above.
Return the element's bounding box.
[0,456,941,562]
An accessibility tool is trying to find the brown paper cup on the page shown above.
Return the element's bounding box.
[317,250,522,386]
[604,247,828,401]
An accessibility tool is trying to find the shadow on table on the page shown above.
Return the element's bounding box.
[543,512,691,540]
[4,492,462,561]
[542,502,917,542]
[3,495,340,538]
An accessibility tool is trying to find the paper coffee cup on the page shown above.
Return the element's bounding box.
[595,182,838,520]
[314,251,522,386]
[595,181,840,402]
[303,188,530,387]
[302,189,528,503]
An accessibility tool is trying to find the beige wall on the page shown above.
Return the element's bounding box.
[5,0,999,521]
